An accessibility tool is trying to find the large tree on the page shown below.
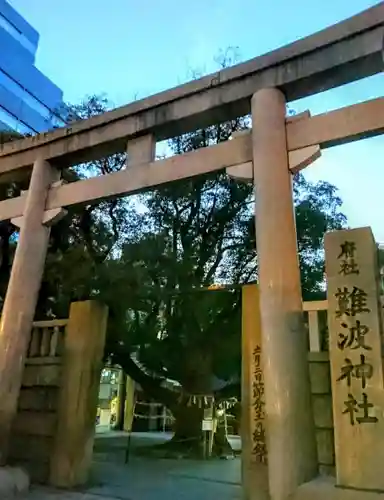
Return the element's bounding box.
[0,92,346,457]
[100,118,346,456]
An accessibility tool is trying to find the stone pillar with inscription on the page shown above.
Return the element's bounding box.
[241,285,269,500]
[325,226,384,492]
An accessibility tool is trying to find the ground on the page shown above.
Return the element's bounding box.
[24,431,242,500]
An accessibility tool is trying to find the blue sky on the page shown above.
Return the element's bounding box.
[9,0,384,239]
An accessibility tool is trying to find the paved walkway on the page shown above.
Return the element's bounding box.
[24,432,243,500]
[27,458,242,500]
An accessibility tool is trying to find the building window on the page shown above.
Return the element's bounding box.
[50,114,67,129]
[0,13,36,54]
[0,105,35,135]
[0,71,66,127]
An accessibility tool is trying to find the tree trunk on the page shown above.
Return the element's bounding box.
[168,403,205,457]
[166,402,233,458]
[116,352,234,458]
[213,421,234,458]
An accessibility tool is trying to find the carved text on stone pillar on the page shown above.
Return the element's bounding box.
[252,345,267,464]
[334,242,378,427]
[325,227,384,491]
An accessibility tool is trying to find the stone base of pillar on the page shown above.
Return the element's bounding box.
[293,477,384,499]
[242,462,269,500]
[0,466,29,498]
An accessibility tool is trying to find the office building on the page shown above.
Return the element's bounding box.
[0,0,66,135]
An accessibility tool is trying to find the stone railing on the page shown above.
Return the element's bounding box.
[10,301,108,488]
[303,300,335,476]
[27,319,68,359]
[10,319,68,482]
[303,300,328,352]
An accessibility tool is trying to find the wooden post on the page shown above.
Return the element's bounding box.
[0,158,59,464]
[148,402,157,431]
[50,300,108,488]
[251,88,317,499]
[116,369,127,430]
[241,284,269,500]
[124,377,136,432]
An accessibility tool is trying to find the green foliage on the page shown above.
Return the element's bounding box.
[0,92,347,402]
[294,174,346,299]
[39,95,141,318]
[100,115,347,394]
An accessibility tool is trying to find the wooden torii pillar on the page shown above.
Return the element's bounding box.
[0,159,66,464]
[250,88,318,499]
[230,102,321,500]
[0,135,155,465]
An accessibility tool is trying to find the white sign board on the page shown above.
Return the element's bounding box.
[202,419,213,431]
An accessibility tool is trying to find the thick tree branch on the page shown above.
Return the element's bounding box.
[113,350,178,409]
[214,381,240,401]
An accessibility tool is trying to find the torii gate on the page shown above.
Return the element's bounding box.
[0,4,383,499]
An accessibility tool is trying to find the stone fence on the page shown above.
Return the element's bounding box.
[10,318,67,482]
[9,301,108,488]
[11,297,337,486]
[304,300,334,476]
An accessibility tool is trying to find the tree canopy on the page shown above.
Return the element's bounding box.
[0,95,347,383]
[101,117,346,400]
[0,92,347,453]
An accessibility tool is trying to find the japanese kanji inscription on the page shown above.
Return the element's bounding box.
[325,227,384,491]
[252,346,267,463]
[241,284,269,499]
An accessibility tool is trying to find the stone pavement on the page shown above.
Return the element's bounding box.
[23,432,242,500]
[25,492,116,500]
[26,458,242,500]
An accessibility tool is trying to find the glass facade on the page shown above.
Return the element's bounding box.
[0,0,66,135]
